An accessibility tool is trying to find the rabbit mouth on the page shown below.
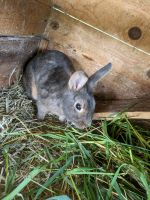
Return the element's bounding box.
[67,121,89,129]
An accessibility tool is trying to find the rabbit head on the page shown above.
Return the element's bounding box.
[62,63,112,129]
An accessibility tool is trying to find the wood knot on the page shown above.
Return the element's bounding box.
[50,21,59,30]
[147,69,150,78]
[128,27,142,40]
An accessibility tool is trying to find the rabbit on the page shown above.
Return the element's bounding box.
[23,50,112,129]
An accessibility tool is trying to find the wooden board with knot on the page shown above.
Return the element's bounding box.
[43,5,150,119]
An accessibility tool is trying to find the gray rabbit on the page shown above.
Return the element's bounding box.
[23,50,112,129]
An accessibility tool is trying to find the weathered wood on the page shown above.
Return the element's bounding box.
[95,98,150,112]
[94,99,150,119]
[94,112,150,120]
[47,10,150,101]
[53,0,150,53]
[0,36,41,87]
[0,0,51,35]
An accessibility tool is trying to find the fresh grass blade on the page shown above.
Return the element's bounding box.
[2,166,45,200]
[35,156,74,199]
[106,164,127,200]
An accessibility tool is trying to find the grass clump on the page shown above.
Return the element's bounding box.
[0,81,150,200]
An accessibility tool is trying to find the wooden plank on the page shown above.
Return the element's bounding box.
[0,0,51,35]
[95,98,150,112]
[46,10,150,101]
[0,36,41,87]
[53,0,150,53]
[94,112,150,120]
[94,99,150,119]
[94,108,150,120]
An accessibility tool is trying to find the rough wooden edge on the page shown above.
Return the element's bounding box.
[94,112,150,120]
[0,35,42,87]
[94,99,150,120]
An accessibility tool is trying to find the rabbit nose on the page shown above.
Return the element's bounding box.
[80,121,91,129]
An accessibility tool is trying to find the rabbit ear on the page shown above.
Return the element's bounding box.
[68,71,88,91]
[88,63,112,92]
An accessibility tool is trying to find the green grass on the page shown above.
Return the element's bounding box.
[0,82,150,200]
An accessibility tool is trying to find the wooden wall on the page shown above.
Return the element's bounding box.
[0,0,51,35]
[0,36,41,87]
[45,1,150,118]
[53,0,150,53]
[0,0,51,87]
[46,9,150,100]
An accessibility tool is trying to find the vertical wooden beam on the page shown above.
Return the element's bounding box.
[0,0,51,35]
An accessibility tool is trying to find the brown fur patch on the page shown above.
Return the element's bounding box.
[32,77,38,100]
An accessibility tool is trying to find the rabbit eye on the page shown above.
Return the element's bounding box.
[75,103,82,111]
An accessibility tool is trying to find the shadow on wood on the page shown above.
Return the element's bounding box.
[0,36,41,87]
